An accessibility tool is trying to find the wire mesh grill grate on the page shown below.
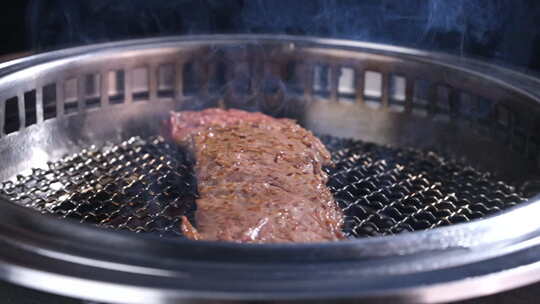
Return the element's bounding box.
[321,136,527,236]
[0,136,528,238]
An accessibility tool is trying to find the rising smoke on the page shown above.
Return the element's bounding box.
[27,0,540,71]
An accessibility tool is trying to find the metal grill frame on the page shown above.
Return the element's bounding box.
[0,36,538,304]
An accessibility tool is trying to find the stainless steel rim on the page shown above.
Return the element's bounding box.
[0,35,539,303]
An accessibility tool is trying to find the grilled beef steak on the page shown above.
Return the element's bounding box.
[166,108,344,243]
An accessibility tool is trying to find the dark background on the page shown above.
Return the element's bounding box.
[3,0,540,73]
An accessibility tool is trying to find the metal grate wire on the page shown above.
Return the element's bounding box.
[321,136,527,236]
[0,136,528,239]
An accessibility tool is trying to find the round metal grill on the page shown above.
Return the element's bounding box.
[0,36,539,304]
[0,135,527,239]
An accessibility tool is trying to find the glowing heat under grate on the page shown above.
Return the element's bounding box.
[0,136,527,239]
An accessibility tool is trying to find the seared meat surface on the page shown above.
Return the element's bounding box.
[167,108,344,243]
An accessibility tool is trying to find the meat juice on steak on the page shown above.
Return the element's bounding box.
[167,108,345,243]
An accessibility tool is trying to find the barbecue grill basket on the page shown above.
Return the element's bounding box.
[0,35,539,304]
